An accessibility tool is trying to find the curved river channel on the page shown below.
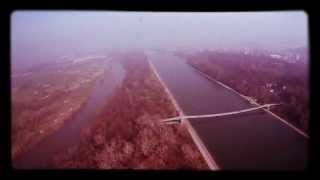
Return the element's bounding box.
[13,58,125,169]
[13,52,308,170]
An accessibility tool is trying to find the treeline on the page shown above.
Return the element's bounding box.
[186,50,309,133]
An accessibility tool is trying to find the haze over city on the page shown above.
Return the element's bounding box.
[11,11,308,70]
[11,11,308,170]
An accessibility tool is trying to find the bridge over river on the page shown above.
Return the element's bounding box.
[146,51,308,170]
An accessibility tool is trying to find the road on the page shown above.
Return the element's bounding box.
[146,51,308,170]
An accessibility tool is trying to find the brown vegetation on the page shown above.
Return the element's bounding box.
[11,59,105,158]
[185,51,309,133]
[50,52,208,169]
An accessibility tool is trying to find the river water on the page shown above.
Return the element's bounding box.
[13,58,125,169]
[147,51,308,170]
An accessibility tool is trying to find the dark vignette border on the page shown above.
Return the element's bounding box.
[0,0,318,178]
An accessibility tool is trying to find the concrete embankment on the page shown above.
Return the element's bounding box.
[188,63,309,139]
[147,58,219,170]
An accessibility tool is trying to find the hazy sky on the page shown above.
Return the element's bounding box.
[11,11,308,68]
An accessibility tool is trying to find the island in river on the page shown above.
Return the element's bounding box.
[11,52,208,169]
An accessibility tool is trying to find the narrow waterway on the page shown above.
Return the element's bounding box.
[13,58,125,169]
[147,51,308,170]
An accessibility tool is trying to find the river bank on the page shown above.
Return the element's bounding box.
[49,52,208,169]
[146,51,308,170]
[11,58,105,159]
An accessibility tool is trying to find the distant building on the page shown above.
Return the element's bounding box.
[266,83,272,88]
[270,54,282,59]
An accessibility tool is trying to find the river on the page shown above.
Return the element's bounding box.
[13,58,125,169]
[147,51,308,170]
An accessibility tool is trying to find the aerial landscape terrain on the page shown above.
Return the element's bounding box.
[11,57,106,158]
[11,11,309,170]
[180,47,309,133]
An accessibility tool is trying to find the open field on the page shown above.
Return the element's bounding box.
[11,58,106,159]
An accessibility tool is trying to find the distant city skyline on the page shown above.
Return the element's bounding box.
[11,11,308,69]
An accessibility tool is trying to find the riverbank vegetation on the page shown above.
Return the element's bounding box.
[184,50,309,133]
[49,52,208,169]
[11,58,105,159]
